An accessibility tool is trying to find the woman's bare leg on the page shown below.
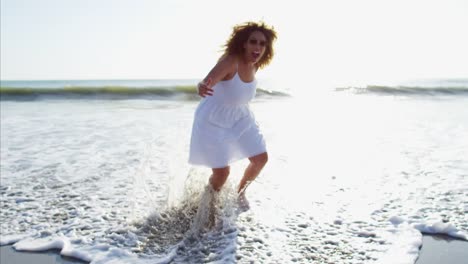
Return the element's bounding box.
[210,167,230,192]
[204,167,230,228]
[237,152,268,194]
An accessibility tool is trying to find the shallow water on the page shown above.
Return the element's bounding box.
[1,93,467,263]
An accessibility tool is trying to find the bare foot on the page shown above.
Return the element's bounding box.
[237,192,250,213]
[207,195,217,229]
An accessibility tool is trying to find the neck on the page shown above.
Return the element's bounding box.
[239,56,257,69]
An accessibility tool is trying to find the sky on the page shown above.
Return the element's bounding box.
[1,0,467,84]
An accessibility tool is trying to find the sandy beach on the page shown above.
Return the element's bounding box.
[2,0,468,260]
[1,83,467,263]
[1,235,466,264]
[415,235,468,264]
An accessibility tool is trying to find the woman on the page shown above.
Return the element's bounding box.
[189,21,277,209]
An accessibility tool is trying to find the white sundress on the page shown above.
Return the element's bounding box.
[188,71,266,168]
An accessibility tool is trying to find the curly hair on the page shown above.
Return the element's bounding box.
[222,21,277,69]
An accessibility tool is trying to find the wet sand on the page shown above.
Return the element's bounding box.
[0,245,88,264]
[1,235,467,264]
[415,234,468,264]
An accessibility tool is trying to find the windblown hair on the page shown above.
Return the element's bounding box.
[222,21,277,69]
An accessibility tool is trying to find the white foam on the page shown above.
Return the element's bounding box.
[389,215,468,240]
[0,233,34,246]
[381,215,468,264]
[1,97,467,263]
[10,236,152,264]
[14,236,93,262]
[380,222,423,264]
[389,215,406,225]
[413,221,467,240]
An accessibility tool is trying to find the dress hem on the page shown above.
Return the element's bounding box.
[188,148,267,169]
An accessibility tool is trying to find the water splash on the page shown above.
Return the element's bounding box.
[131,168,242,262]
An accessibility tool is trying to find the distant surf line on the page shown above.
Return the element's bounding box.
[0,86,289,101]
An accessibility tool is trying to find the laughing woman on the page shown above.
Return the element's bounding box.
[189,21,277,211]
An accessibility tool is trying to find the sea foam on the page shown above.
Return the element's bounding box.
[1,92,467,263]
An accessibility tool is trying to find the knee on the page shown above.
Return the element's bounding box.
[218,167,230,178]
[212,167,230,179]
[251,152,268,168]
[210,167,230,191]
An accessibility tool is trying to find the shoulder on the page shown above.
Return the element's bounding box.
[217,54,238,70]
[212,54,238,80]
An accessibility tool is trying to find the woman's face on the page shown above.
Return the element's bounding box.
[243,30,267,64]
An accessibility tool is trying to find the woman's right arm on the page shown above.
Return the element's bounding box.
[197,55,236,97]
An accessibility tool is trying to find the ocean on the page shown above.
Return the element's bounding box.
[1,79,467,263]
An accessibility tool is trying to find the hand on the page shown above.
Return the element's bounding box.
[197,78,214,97]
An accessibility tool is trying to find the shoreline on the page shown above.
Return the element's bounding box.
[415,234,468,264]
[0,245,88,264]
[1,235,466,264]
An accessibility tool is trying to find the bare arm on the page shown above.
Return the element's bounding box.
[197,55,237,97]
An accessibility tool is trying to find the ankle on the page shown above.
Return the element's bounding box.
[209,178,222,192]
[238,180,251,194]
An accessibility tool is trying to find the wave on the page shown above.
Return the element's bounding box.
[0,85,289,101]
[335,85,468,96]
